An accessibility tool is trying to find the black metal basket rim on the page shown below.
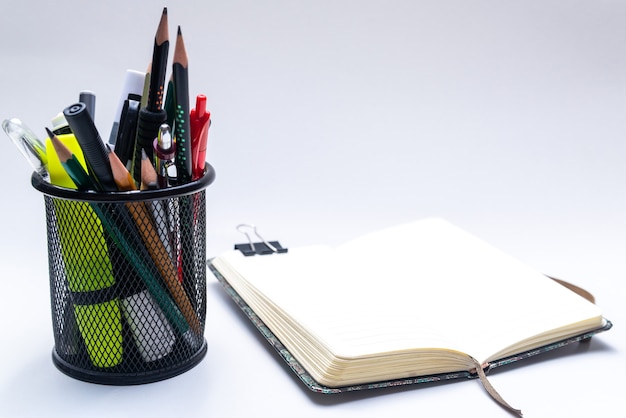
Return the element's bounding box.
[31,163,215,202]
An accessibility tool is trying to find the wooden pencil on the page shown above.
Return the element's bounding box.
[108,148,202,335]
[46,127,97,191]
[108,145,135,192]
[132,8,169,170]
[171,25,198,309]
[147,7,169,112]
[173,25,192,184]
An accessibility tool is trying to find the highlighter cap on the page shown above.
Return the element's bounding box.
[51,112,71,135]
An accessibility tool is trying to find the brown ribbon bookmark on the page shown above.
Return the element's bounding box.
[466,277,597,416]
[470,357,523,417]
[549,276,595,304]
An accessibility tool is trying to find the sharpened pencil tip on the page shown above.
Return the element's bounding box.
[140,148,158,190]
[155,6,169,45]
[108,145,136,191]
[47,127,71,162]
[173,25,188,67]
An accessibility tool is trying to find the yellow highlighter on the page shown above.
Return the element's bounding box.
[46,133,123,368]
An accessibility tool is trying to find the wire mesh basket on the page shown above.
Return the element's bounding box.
[31,164,215,384]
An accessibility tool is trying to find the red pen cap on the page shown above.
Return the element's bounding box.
[191,94,211,180]
[195,95,207,119]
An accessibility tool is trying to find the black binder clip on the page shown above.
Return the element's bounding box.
[234,224,288,256]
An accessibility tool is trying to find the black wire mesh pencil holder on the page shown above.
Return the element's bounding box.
[31,164,215,385]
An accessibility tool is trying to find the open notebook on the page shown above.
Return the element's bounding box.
[208,218,610,404]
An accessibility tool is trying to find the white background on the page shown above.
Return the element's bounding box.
[0,1,624,416]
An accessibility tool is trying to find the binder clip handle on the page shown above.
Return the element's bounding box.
[234,224,288,256]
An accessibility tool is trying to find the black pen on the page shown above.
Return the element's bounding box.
[79,90,96,120]
[114,95,141,168]
[63,102,117,192]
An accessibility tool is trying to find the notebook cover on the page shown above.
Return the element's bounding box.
[208,261,612,394]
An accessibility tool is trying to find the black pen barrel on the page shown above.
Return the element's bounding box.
[132,107,167,183]
[63,102,117,192]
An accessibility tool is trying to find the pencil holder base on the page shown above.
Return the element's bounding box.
[51,339,207,385]
[33,164,215,385]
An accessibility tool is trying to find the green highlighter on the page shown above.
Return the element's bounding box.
[46,133,123,368]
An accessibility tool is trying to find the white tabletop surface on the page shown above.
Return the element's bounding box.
[0,1,624,416]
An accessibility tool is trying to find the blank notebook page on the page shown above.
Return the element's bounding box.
[218,218,603,363]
